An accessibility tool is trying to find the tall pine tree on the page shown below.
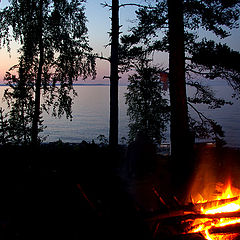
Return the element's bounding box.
[109,0,120,148]
[121,0,240,193]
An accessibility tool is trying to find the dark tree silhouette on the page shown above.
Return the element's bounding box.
[120,0,240,193]
[0,0,96,144]
[100,1,147,147]
[121,2,240,140]
[125,58,170,144]
[31,0,44,145]
[109,0,120,148]
[167,0,192,172]
[3,63,38,144]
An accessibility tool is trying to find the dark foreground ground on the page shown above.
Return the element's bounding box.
[0,142,240,240]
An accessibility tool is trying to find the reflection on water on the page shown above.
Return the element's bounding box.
[40,86,129,143]
[0,84,239,147]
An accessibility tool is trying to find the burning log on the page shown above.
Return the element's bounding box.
[160,211,240,223]
[146,210,240,230]
[187,220,217,233]
[172,196,240,213]
[191,196,240,212]
[148,211,240,239]
[153,187,239,213]
[191,211,240,220]
[150,183,240,239]
[149,211,240,236]
[147,210,240,225]
[209,223,240,234]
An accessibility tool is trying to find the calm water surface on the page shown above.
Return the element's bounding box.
[0,84,239,147]
[41,86,129,143]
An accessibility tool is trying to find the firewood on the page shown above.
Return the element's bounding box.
[151,211,240,226]
[153,187,239,213]
[148,190,240,238]
[152,222,206,240]
[187,220,217,233]
[191,196,240,212]
[209,223,240,234]
[187,211,240,220]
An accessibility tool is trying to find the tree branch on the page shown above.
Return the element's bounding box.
[186,68,211,76]
[187,102,211,123]
[119,3,150,8]
[101,2,152,9]
[100,2,111,8]
[96,53,110,62]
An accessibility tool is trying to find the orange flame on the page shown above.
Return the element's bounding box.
[188,181,240,240]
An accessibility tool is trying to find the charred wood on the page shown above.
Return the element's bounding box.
[209,223,240,234]
[148,211,240,227]
[191,196,240,212]
[153,187,239,213]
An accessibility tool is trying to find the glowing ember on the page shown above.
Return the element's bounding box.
[188,181,240,240]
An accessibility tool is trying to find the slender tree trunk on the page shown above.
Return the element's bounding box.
[21,103,26,142]
[31,0,44,145]
[168,0,193,194]
[109,0,119,148]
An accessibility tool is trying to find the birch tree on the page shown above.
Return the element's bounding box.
[0,0,96,144]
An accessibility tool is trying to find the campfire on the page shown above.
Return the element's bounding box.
[144,146,240,240]
[187,180,240,240]
[150,180,240,240]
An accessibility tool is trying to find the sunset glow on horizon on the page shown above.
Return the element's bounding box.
[0,0,141,85]
[0,0,240,85]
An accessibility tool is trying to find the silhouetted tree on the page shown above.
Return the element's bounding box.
[189,40,240,96]
[100,1,148,147]
[125,58,170,144]
[110,0,120,148]
[99,1,120,148]
[0,108,10,144]
[121,0,240,145]
[121,0,240,193]
[0,0,96,144]
[3,62,39,144]
[167,0,192,176]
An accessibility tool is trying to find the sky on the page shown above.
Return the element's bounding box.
[85,0,147,84]
[0,0,240,85]
[0,0,146,85]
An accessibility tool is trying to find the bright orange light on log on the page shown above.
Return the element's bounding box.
[188,181,240,240]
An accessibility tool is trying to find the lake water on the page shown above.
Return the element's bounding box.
[0,84,239,148]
